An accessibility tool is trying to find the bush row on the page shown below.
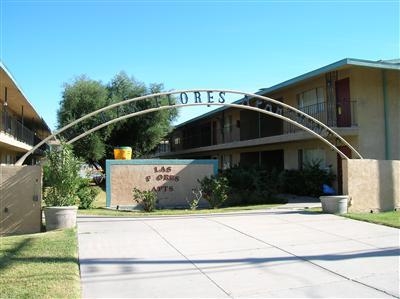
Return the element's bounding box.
[199,162,336,208]
[133,162,336,211]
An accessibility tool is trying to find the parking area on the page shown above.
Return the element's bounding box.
[77,209,399,298]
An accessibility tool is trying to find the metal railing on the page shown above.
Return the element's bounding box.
[0,109,35,146]
[284,100,357,134]
[157,100,358,154]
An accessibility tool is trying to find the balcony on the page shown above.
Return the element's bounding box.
[283,100,357,134]
[0,109,35,146]
[155,100,358,156]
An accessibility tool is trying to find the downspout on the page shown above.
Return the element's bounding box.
[382,70,391,160]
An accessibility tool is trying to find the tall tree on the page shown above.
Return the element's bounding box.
[57,72,177,161]
[106,72,177,157]
[57,76,110,161]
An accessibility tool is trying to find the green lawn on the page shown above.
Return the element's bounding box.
[0,229,80,299]
[305,207,399,228]
[343,211,400,228]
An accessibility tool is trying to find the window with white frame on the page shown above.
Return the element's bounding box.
[302,148,326,168]
[298,87,325,112]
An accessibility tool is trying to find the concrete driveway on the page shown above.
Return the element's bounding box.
[77,209,399,298]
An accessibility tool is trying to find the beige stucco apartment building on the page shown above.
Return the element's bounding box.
[0,62,51,165]
[1,62,52,235]
[156,58,399,193]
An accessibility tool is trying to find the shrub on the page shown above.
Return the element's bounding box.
[43,143,82,207]
[198,175,229,209]
[279,161,336,197]
[186,188,202,210]
[223,166,280,206]
[77,180,99,209]
[132,187,157,212]
[278,169,304,195]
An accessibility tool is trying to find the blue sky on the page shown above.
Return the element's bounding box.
[1,0,399,131]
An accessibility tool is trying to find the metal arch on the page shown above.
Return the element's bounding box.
[66,102,353,160]
[15,89,363,165]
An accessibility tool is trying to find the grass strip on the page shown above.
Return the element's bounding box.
[79,187,284,217]
[80,187,285,217]
[343,211,400,228]
[305,207,399,228]
[0,228,80,299]
[78,203,282,217]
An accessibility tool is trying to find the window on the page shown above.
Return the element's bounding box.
[303,148,326,168]
[174,137,181,145]
[298,87,325,112]
[222,154,232,170]
[158,141,170,153]
[224,115,233,133]
[2,153,14,165]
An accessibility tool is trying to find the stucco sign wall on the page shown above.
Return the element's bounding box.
[106,159,218,208]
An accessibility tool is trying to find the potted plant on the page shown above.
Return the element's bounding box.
[43,142,82,231]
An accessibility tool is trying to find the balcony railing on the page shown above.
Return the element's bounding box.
[283,100,357,134]
[155,100,358,155]
[0,109,35,146]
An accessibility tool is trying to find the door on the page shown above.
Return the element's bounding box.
[335,78,351,127]
[212,121,217,145]
[337,146,352,195]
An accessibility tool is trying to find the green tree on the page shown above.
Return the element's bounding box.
[57,72,177,161]
[57,76,111,161]
[106,72,177,157]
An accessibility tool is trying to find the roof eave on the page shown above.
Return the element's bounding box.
[173,57,400,128]
[0,61,52,133]
[258,58,400,95]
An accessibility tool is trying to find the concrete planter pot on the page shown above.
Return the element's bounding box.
[320,196,349,214]
[44,206,78,231]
